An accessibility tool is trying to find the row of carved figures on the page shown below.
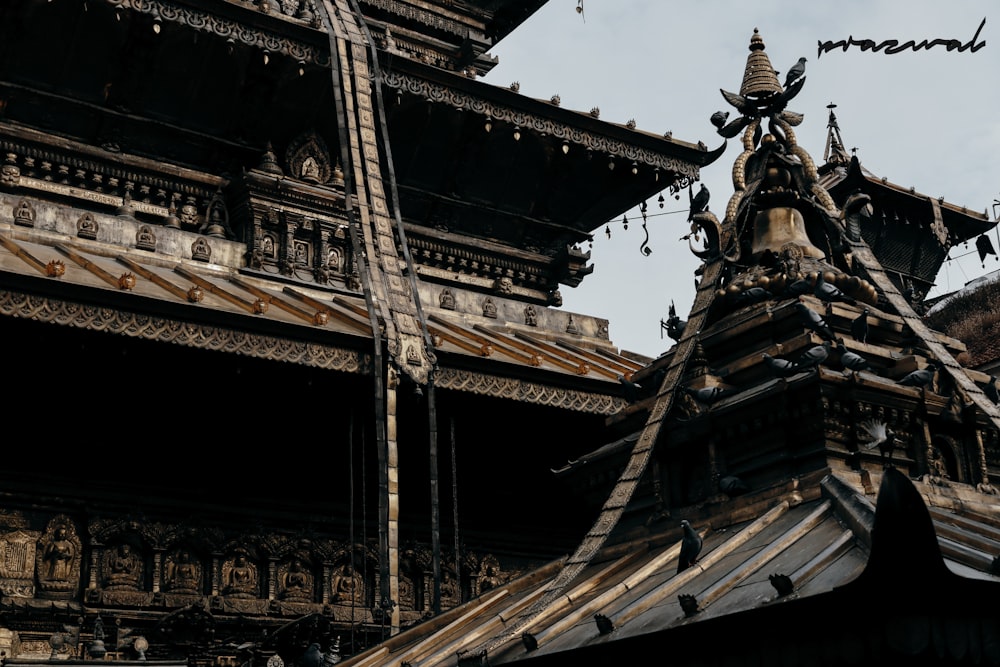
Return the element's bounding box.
[0,515,516,613]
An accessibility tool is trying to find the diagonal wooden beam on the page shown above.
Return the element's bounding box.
[231,277,328,326]
[428,314,539,366]
[0,234,54,275]
[174,266,264,315]
[117,256,193,301]
[475,325,591,376]
[554,337,644,377]
[285,288,375,335]
[57,243,126,288]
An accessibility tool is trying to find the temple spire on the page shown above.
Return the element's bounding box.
[824,102,851,166]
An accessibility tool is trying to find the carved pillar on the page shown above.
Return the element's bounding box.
[152,552,163,593]
[321,565,331,605]
[88,548,100,591]
[210,555,221,597]
[268,560,278,600]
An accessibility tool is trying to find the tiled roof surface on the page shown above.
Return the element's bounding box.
[338,470,1000,666]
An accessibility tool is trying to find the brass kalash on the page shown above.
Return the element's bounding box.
[688,28,878,308]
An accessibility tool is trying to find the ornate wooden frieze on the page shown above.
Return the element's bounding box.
[0,134,227,240]
[381,70,703,181]
[359,0,479,39]
[432,366,624,415]
[101,0,330,67]
[0,291,368,373]
[237,193,356,289]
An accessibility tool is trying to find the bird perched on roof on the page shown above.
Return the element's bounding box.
[837,340,869,373]
[785,275,814,297]
[857,418,898,467]
[897,360,939,388]
[796,340,832,370]
[851,308,870,344]
[688,183,710,221]
[677,520,703,573]
[813,273,856,305]
[682,385,731,405]
[728,286,771,308]
[719,475,750,497]
[761,352,799,378]
[618,374,642,403]
[795,300,836,341]
[710,110,730,129]
[783,57,807,88]
[769,573,794,597]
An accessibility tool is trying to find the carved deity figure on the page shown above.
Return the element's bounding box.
[36,519,81,596]
[482,298,497,319]
[42,528,75,581]
[280,558,312,601]
[223,554,258,598]
[300,156,321,182]
[14,200,35,227]
[439,289,456,310]
[103,543,141,591]
[330,564,363,605]
[477,555,502,595]
[524,305,537,327]
[165,549,201,594]
[440,569,459,607]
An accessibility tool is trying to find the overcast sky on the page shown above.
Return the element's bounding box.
[481,1,999,359]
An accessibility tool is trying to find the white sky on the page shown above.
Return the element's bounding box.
[482,1,1000,358]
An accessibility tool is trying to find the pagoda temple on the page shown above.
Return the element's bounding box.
[0,0,722,663]
[334,28,1000,667]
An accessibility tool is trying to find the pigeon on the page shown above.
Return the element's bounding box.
[783,57,807,88]
[813,273,856,304]
[769,573,794,597]
[897,361,939,388]
[728,286,771,307]
[594,613,614,635]
[682,385,730,405]
[688,183,710,221]
[710,110,730,129]
[837,340,869,373]
[796,340,832,370]
[761,352,799,378]
[785,276,813,297]
[719,475,750,497]
[677,519,703,573]
[618,374,643,403]
[851,308,870,344]
[857,418,897,467]
[795,300,836,341]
